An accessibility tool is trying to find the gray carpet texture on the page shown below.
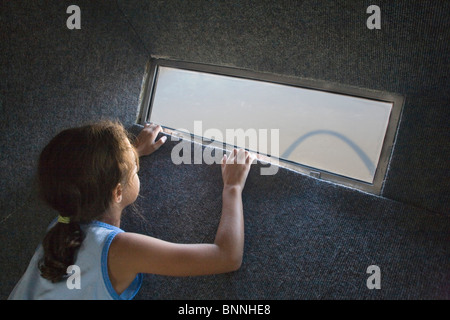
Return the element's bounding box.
[122,134,449,299]
[1,0,449,299]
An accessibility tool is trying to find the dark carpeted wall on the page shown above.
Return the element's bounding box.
[1,0,449,299]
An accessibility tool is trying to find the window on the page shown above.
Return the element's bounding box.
[138,59,404,194]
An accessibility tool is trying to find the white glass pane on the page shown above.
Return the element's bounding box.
[150,66,393,183]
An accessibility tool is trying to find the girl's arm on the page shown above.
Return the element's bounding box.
[108,149,254,292]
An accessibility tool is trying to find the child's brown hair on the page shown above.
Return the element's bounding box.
[37,120,138,282]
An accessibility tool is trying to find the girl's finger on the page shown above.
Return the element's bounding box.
[221,154,227,167]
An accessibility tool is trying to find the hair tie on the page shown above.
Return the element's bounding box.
[57,215,71,224]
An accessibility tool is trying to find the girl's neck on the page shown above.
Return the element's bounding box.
[99,207,122,228]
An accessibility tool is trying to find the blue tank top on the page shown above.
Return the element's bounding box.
[8,221,142,300]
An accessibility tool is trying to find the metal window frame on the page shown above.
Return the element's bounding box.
[137,58,404,195]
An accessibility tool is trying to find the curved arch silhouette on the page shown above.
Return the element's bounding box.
[281,130,375,175]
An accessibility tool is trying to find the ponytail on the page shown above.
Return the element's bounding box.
[39,222,83,282]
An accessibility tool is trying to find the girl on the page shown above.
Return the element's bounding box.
[9,120,253,300]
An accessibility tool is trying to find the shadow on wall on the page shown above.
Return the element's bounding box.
[281,129,376,175]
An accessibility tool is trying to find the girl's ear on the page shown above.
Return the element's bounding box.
[112,183,123,203]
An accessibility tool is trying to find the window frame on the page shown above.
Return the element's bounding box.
[137,58,404,195]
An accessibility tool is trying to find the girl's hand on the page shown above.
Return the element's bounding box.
[134,123,167,157]
[221,149,254,191]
